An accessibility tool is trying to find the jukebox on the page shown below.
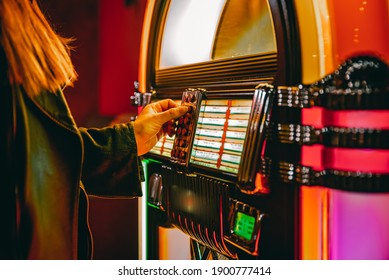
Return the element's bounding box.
[136,0,389,260]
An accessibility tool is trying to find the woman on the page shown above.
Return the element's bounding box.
[0,0,187,259]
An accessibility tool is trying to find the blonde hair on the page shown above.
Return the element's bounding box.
[0,0,78,96]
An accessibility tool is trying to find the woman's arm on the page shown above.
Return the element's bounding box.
[79,99,188,197]
[80,122,143,197]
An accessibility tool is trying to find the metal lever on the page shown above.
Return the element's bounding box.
[131,81,155,107]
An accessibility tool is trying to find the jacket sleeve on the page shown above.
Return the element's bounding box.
[79,122,144,197]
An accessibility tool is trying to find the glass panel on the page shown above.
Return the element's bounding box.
[159,0,226,69]
[159,0,276,69]
[190,99,252,175]
[213,0,276,59]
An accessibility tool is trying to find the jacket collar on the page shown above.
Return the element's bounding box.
[29,89,79,134]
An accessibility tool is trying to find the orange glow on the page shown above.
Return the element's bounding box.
[158,227,169,260]
[294,0,334,83]
[327,0,389,65]
[254,172,270,194]
[316,0,334,74]
[300,186,323,259]
[138,0,157,93]
[294,0,321,84]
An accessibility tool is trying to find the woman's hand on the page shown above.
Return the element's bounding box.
[133,99,188,156]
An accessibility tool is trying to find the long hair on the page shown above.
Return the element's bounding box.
[0,0,77,96]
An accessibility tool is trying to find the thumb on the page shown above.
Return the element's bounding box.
[157,106,188,124]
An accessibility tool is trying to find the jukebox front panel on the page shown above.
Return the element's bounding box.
[146,89,275,258]
[140,0,294,260]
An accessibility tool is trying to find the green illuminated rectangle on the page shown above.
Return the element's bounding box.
[234,212,255,241]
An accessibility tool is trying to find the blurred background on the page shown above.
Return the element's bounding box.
[39,0,146,127]
[39,0,147,259]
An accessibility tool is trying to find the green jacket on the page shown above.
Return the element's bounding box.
[0,85,143,259]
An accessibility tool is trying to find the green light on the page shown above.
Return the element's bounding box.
[234,212,255,240]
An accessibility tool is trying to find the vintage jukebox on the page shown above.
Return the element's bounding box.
[137,0,389,260]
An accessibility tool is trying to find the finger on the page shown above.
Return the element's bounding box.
[150,99,179,112]
[138,136,158,156]
[156,106,188,125]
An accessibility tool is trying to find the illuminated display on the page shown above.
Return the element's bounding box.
[150,98,251,175]
[234,212,255,241]
[149,135,174,158]
[190,99,251,174]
